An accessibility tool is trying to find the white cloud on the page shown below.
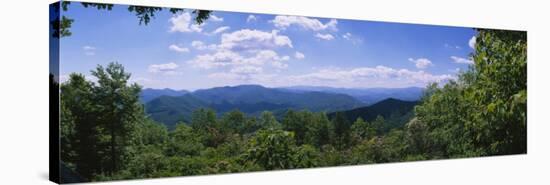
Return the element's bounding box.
[209,15,224,22]
[230,66,263,75]
[343,33,352,40]
[188,50,242,69]
[253,50,290,69]
[207,66,455,88]
[450,56,474,64]
[342,32,363,44]
[191,29,293,51]
[169,12,204,33]
[191,41,205,49]
[469,36,476,49]
[191,41,217,50]
[219,29,293,50]
[247,15,257,22]
[211,26,230,35]
[315,33,335,40]
[168,44,189,53]
[148,62,180,75]
[204,64,456,88]
[83,45,96,56]
[186,29,297,81]
[187,49,290,70]
[408,58,433,69]
[271,16,337,31]
[295,51,305,59]
[286,66,455,88]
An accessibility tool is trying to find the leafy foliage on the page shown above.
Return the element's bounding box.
[243,129,296,170]
[351,117,376,141]
[60,74,100,178]
[414,29,527,157]
[61,62,143,178]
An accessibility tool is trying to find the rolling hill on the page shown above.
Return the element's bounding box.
[193,85,364,112]
[144,85,365,128]
[139,88,189,103]
[280,86,424,105]
[328,98,419,131]
[145,94,208,129]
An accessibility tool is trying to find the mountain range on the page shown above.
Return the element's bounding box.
[143,85,364,128]
[140,88,189,102]
[140,85,424,129]
[280,86,424,105]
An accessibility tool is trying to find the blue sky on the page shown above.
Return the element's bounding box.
[59,4,477,91]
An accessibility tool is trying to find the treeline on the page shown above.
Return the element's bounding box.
[413,29,527,157]
[58,29,526,182]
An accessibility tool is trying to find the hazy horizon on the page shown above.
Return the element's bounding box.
[139,83,426,92]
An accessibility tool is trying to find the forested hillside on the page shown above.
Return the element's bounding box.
[139,88,189,103]
[144,85,365,128]
[328,98,418,132]
[58,29,526,182]
[280,86,424,105]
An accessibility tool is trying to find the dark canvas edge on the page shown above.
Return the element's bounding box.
[49,1,61,184]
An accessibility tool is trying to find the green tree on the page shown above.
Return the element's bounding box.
[318,145,348,166]
[304,112,331,147]
[468,29,527,154]
[123,145,168,179]
[242,117,260,134]
[380,129,407,162]
[190,108,217,130]
[243,129,296,170]
[415,29,527,157]
[371,115,385,136]
[135,119,168,147]
[415,81,481,157]
[190,108,225,147]
[60,62,144,178]
[112,119,170,180]
[91,62,143,174]
[351,117,375,141]
[331,112,352,149]
[282,110,311,145]
[258,111,281,130]
[60,74,101,179]
[350,138,380,164]
[405,118,428,155]
[350,129,407,164]
[294,145,320,168]
[165,123,205,157]
[220,110,246,134]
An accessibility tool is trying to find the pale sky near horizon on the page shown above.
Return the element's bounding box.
[58,3,477,91]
